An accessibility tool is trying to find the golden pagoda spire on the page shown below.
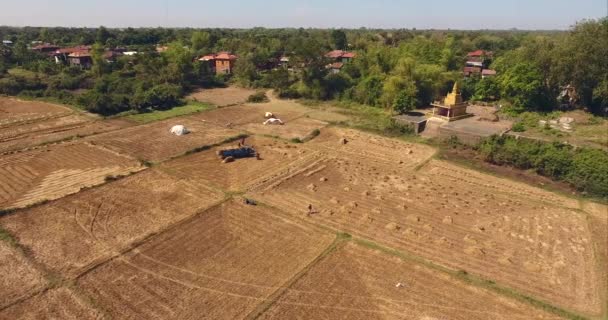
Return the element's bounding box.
[452,81,460,95]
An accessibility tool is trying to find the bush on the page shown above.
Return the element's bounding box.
[511,122,526,132]
[247,91,269,103]
[478,135,608,198]
[277,87,301,99]
[134,84,182,110]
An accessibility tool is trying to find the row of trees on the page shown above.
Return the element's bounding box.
[478,135,608,198]
[1,18,606,115]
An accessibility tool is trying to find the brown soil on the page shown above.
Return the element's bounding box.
[0,97,73,126]
[249,128,602,316]
[0,169,224,277]
[0,118,133,153]
[0,142,143,210]
[0,287,101,319]
[159,136,311,192]
[87,117,242,162]
[0,97,133,153]
[260,242,556,320]
[186,87,256,107]
[0,242,46,309]
[77,200,334,319]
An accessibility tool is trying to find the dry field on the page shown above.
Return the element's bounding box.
[0,117,132,153]
[0,169,224,277]
[87,117,241,162]
[0,91,605,319]
[159,136,315,192]
[0,241,46,309]
[187,87,256,106]
[249,128,604,317]
[0,97,132,153]
[190,101,312,125]
[76,200,335,319]
[0,97,73,126]
[188,96,332,140]
[260,242,557,320]
[0,287,101,320]
[0,142,142,210]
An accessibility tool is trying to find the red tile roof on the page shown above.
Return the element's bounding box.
[325,50,345,58]
[325,50,356,59]
[467,50,493,58]
[68,51,91,58]
[215,52,237,60]
[198,52,237,61]
[55,45,91,54]
[329,62,344,69]
[31,44,59,51]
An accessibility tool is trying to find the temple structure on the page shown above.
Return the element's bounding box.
[430,82,470,121]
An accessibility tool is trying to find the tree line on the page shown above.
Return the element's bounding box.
[0,19,606,115]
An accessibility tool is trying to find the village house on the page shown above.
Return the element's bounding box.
[464,50,496,78]
[31,43,60,54]
[197,52,238,75]
[325,50,356,73]
[67,51,93,68]
[52,45,92,64]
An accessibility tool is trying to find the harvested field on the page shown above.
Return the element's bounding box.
[241,117,327,140]
[0,117,132,153]
[0,97,73,126]
[0,287,101,320]
[0,169,224,277]
[0,97,133,153]
[87,117,241,162]
[159,136,313,192]
[259,242,557,320]
[77,200,334,319]
[190,102,311,126]
[0,142,142,210]
[0,241,46,309]
[187,87,256,106]
[249,130,602,316]
[583,201,608,316]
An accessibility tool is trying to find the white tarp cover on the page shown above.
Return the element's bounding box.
[263,118,284,125]
[170,125,189,136]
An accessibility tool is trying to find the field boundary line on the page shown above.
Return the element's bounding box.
[74,197,231,281]
[245,232,351,320]
[352,237,589,320]
[247,198,589,320]
[584,211,608,320]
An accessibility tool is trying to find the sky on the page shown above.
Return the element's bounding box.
[0,0,606,30]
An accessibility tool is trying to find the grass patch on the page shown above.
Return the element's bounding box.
[124,102,214,124]
[0,227,19,247]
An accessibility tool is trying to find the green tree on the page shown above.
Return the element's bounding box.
[498,62,545,112]
[96,26,111,44]
[331,30,348,50]
[473,77,500,101]
[190,31,210,52]
[393,90,418,114]
[90,43,107,78]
